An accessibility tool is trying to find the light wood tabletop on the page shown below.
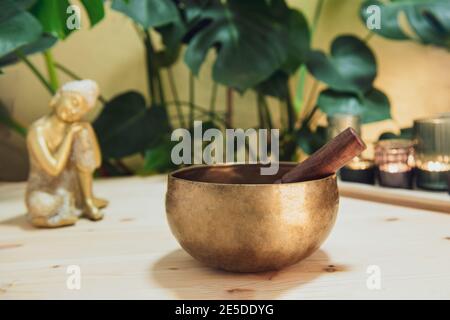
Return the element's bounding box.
[0,176,449,299]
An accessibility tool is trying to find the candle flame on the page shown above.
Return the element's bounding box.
[420,161,450,172]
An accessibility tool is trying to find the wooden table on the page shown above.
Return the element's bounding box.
[0,176,449,299]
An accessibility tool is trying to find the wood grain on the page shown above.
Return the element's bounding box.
[0,176,449,299]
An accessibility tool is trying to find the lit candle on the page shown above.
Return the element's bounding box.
[414,117,450,191]
[340,159,375,185]
[375,139,415,189]
[379,163,411,173]
[417,161,450,172]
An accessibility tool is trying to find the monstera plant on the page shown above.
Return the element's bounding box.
[0,0,104,135]
[0,0,449,176]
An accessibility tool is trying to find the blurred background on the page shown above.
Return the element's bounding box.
[0,0,449,181]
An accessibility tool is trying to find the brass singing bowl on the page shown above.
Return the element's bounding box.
[166,163,339,273]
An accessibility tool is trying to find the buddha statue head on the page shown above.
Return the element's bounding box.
[50,80,99,123]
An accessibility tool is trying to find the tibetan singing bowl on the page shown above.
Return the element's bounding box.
[166,163,339,272]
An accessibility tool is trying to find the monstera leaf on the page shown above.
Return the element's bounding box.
[93,91,171,159]
[274,3,310,75]
[317,88,391,124]
[361,0,450,48]
[0,0,42,58]
[255,71,290,100]
[254,1,310,100]
[112,0,179,29]
[80,0,105,27]
[184,0,308,92]
[30,0,104,39]
[0,34,57,67]
[296,125,327,155]
[307,35,377,95]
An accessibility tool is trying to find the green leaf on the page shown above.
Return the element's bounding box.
[279,9,310,75]
[93,91,171,159]
[361,0,450,48]
[296,125,327,155]
[317,88,391,124]
[155,14,186,49]
[255,71,290,100]
[30,0,72,39]
[307,35,377,95]
[111,0,180,29]
[184,0,293,92]
[0,33,57,67]
[11,0,38,10]
[254,1,310,99]
[0,0,42,57]
[139,136,178,175]
[80,0,105,27]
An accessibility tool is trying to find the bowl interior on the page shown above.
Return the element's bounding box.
[171,163,299,184]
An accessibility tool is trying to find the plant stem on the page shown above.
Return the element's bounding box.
[312,0,325,34]
[209,82,218,121]
[1,116,27,137]
[167,68,185,127]
[257,93,266,128]
[286,87,295,133]
[55,62,81,79]
[295,66,307,112]
[143,30,157,105]
[155,63,165,106]
[279,100,287,129]
[294,0,325,124]
[226,87,233,128]
[304,105,319,127]
[54,62,107,104]
[43,50,59,91]
[261,95,273,129]
[165,101,227,125]
[144,30,166,107]
[16,50,55,95]
[364,31,375,43]
[189,72,195,129]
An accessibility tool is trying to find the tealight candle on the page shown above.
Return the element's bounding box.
[340,158,375,185]
[415,160,450,191]
[375,139,415,189]
[448,173,450,195]
[414,117,450,191]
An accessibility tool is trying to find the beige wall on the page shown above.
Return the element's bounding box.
[1,0,449,180]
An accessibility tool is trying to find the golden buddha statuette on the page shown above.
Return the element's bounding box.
[25,80,108,228]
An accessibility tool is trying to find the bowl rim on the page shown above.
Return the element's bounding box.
[168,162,337,187]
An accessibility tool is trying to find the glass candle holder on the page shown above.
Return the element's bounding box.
[327,114,361,141]
[414,117,450,191]
[340,158,375,185]
[375,139,415,189]
[448,173,450,195]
